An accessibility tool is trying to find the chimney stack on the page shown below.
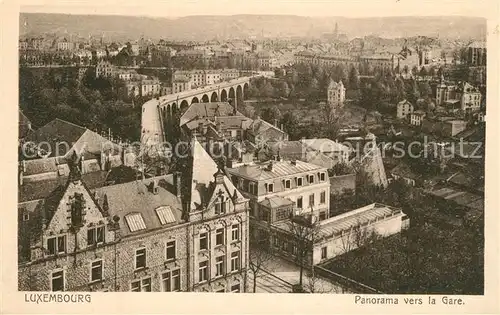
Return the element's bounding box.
[152,179,159,194]
[274,119,278,127]
[174,171,182,198]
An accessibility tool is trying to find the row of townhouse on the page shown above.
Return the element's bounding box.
[18,140,250,293]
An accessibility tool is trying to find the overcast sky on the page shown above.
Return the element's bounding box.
[20,0,493,18]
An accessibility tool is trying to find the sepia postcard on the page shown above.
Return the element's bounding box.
[0,0,499,313]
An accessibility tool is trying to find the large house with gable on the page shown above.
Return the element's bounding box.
[18,139,250,293]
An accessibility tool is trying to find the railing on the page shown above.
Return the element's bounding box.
[314,265,383,294]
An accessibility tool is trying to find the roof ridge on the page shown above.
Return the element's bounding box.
[52,118,87,131]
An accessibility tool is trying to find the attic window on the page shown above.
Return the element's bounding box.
[125,213,147,232]
[22,212,29,221]
[155,206,176,225]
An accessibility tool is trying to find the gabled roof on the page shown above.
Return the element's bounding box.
[190,140,243,210]
[259,196,294,208]
[390,162,420,180]
[25,118,122,158]
[180,102,242,127]
[19,110,32,138]
[397,99,413,107]
[26,119,86,157]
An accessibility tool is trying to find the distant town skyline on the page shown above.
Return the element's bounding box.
[20,0,493,19]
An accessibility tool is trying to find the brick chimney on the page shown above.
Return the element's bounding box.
[174,171,182,198]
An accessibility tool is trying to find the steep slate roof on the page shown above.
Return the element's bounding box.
[190,140,243,210]
[180,102,242,127]
[26,119,86,157]
[19,171,109,203]
[25,118,122,158]
[93,175,183,237]
[19,110,32,138]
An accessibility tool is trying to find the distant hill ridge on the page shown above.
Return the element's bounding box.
[19,13,486,42]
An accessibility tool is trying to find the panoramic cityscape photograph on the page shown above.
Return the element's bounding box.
[15,1,487,297]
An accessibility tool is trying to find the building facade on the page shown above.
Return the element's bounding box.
[18,140,250,293]
[396,99,414,119]
[327,80,346,110]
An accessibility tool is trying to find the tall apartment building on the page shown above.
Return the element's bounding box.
[436,76,482,112]
[327,80,345,110]
[467,41,486,66]
[226,159,330,240]
[18,140,250,293]
[95,60,114,78]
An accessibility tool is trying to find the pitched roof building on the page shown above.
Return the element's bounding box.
[18,139,250,293]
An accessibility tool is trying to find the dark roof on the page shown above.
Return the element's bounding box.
[180,102,242,127]
[19,110,32,138]
[390,162,420,180]
[94,175,184,237]
[19,171,109,203]
[26,119,86,157]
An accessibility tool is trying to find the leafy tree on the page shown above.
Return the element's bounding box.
[260,107,282,124]
[349,66,360,89]
[280,112,300,139]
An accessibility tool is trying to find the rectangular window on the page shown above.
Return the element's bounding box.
[47,235,66,255]
[231,224,240,242]
[215,228,225,246]
[162,269,181,292]
[296,197,303,209]
[87,226,105,246]
[199,233,208,250]
[320,172,326,182]
[215,255,225,277]
[90,260,103,282]
[309,194,315,207]
[267,183,274,193]
[51,270,64,291]
[297,177,303,187]
[166,240,176,261]
[284,179,291,189]
[231,251,240,272]
[199,261,208,283]
[135,248,147,270]
[308,175,314,184]
[321,247,328,259]
[320,191,326,204]
[131,277,152,292]
[231,283,240,292]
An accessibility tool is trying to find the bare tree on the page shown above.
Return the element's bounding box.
[248,247,274,293]
[287,214,321,289]
[303,268,341,293]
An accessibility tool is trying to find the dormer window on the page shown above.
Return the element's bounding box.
[284,179,291,189]
[249,182,258,195]
[319,172,326,182]
[308,175,314,184]
[296,177,303,187]
[266,183,274,193]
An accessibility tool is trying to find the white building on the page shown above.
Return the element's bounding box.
[396,99,414,119]
[327,80,346,109]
